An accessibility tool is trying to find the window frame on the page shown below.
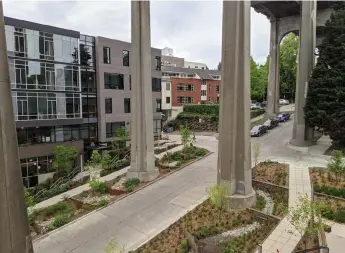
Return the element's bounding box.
[103,46,111,64]
[105,98,112,114]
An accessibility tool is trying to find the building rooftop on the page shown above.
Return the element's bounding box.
[162,66,221,80]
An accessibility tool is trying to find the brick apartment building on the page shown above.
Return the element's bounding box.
[161,66,221,120]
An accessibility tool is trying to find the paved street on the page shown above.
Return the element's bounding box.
[33,118,341,253]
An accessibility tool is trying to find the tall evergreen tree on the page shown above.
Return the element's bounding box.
[304,3,345,144]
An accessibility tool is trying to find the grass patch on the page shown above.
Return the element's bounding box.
[253,195,266,211]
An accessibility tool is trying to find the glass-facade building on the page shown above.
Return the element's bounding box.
[4,17,87,188]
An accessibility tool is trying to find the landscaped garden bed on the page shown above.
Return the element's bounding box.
[29,198,97,239]
[154,142,181,155]
[132,199,279,253]
[292,230,320,252]
[252,160,289,187]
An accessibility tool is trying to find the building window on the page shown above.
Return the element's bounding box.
[123,50,129,66]
[104,73,124,89]
[106,122,125,138]
[177,96,193,104]
[152,78,161,92]
[82,97,96,118]
[129,75,131,90]
[202,80,207,85]
[155,56,161,71]
[208,97,211,102]
[153,119,161,135]
[201,90,206,96]
[217,97,220,103]
[166,82,170,90]
[156,99,162,112]
[208,85,211,92]
[166,97,170,104]
[105,98,112,114]
[103,47,111,64]
[216,85,220,92]
[177,84,194,91]
[124,98,131,113]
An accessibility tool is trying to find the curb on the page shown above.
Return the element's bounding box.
[33,151,214,243]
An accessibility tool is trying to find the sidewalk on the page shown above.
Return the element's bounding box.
[324,220,345,253]
[33,142,184,210]
[257,156,328,253]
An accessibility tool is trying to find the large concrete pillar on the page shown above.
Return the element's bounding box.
[217,0,256,210]
[0,2,34,253]
[127,0,158,182]
[291,0,316,147]
[266,19,280,116]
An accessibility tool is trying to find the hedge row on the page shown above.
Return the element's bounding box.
[177,108,265,121]
[183,104,219,115]
[314,184,345,198]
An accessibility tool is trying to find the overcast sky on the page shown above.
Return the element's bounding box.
[3,0,270,69]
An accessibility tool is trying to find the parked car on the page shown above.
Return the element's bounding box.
[261,101,267,107]
[251,125,267,137]
[263,119,279,129]
[279,99,289,105]
[250,104,261,110]
[276,113,290,122]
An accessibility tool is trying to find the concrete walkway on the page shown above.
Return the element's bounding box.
[324,220,345,253]
[33,141,184,210]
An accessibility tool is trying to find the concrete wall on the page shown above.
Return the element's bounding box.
[95,37,162,143]
[161,55,185,67]
[19,139,84,159]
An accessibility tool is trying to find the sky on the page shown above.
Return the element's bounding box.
[3,0,270,69]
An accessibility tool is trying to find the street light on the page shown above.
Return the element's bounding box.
[0,1,34,252]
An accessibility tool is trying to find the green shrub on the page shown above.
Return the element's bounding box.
[102,154,113,170]
[87,150,102,167]
[253,195,266,211]
[125,178,140,192]
[194,147,208,157]
[49,213,70,230]
[24,188,34,207]
[334,208,345,222]
[314,184,345,198]
[183,104,219,115]
[180,239,189,253]
[261,159,278,165]
[89,180,109,194]
[41,202,73,217]
[98,198,109,207]
[194,226,214,238]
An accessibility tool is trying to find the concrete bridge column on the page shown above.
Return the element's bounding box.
[266,19,280,116]
[127,0,159,181]
[291,0,317,147]
[218,0,256,210]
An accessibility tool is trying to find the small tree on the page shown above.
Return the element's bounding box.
[52,145,78,173]
[287,195,325,249]
[180,125,193,149]
[206,183,229,220]
[328,150,345,183]
[111,126,130,158]
[253,143,261,166]
[24,188,34,207]
[87,150,102,167]
[104,237,125,253]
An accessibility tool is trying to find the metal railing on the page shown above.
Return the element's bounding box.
[33,166,80,202]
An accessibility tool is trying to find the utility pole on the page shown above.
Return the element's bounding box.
[0,1,34,253]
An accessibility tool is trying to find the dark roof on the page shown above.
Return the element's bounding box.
[162,66,221,80]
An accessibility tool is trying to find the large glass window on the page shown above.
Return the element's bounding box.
[5,25,79,63]
[155,56,161,71]
[103,47,111,64]
[81,70,96,93]
[166,97,170,104]
[152,78,161,92]
[106,122,125,138]
[9,59,80,91]
[122,50,129,66]
[82,97,96,118]
[21,156,55,188]
[177,96,194,104]
[105,98,112,114]
[124,98,130,113]
[177,84,194,91]
[13,92,80,120]
[104,73,124,89]
[156,99,162,112]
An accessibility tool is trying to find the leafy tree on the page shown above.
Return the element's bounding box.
[179,125,193,149]
[327,150,345,183]
[52,145,78,173]
[217,61,222,71]
[87,150,102,167]
[304,4,345,144]
[251,56,268,102]
[279,33,299,101]
[287,195,325,249]
[206,183,229,219]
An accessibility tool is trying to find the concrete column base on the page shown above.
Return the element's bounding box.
[228,190,256,210]
[126,168,159,182]
[289,138,313,147]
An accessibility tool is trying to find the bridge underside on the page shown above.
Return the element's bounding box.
[251,1,331,147]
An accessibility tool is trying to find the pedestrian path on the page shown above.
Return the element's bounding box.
[32,142,186,210]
